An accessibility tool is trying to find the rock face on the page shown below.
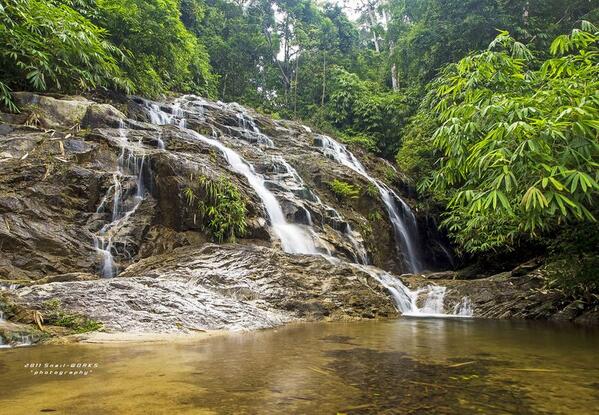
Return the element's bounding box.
[0,92,438,282]
[0,92,424,336]
[14,244,398,332]
[405,264,598,324]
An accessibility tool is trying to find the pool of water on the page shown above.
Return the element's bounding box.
[0,318,598,414]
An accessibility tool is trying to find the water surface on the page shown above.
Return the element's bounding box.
[0,319,597,414]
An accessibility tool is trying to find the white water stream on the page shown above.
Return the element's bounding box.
[271,155,368,263]
[358,266,472,317]
[187,130,318,254]
[314,134,422,273]
[143,99,319,255]
[93,121,148,277]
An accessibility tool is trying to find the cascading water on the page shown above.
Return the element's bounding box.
[0,333,33,348]
[186,130,319,254]
[353,265,472,317]
[452,297,473,316]
[141,100,319,255]
[93,121,147,277]
[138,96,471,317]
[270,156,368,264]
[314,134,422,273]
[143,99,186,130]
[311,134,472,317]
[144,97,371,261]
[234,111,274,147]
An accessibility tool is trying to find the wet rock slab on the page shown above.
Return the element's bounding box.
[14,244,398,333]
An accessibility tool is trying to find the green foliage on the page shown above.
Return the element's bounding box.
[337,131,377,153]
[328,178,360,200]
[187,0,271,104]
[92,0,215,97]
[543,222,599,301]
[421,24,599,254]
[544,256,599,305]
[396,111,438,182]
[386,0,599,87]
[0,0,130,111]
[184,174,247,243]
[368,210,384,223]
[364,183,379,198]
[323,67,411,157]
[42,299,103,333]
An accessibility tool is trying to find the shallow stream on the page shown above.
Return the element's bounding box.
[0,319,597,414]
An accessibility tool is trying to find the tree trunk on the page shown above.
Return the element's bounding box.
[321,54,326,106]
[369,7,380,53]
[390,41,398,91]
[294,55,299,118]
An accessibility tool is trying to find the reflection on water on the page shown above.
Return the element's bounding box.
[0,319,598,414]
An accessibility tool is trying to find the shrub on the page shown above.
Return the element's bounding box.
[0,0,131,111]
[184,175,247,242]
[420,23,599,254]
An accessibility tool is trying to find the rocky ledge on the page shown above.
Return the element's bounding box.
[7,244,397,333]
[404,262,599,325]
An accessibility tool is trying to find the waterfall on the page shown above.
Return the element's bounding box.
[354,265,472,317]
[137,96,471,317]
[314,134,422,273]
[452,297,473,316]
[0,334,33,348]
[142,98,368,256]
[93,121,146,278]
[271,156,368,264]
[0,283,18,291]
[234,111,274,147]
[142,99,186,130]
[185,130,318,254]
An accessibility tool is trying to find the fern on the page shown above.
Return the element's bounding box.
[185,175,247,243]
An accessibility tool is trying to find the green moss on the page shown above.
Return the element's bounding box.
[328,179,360,200]
[42,299,103,334]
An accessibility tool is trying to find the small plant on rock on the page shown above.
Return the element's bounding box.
[328,179,360,200]
[42,299,103,334]
[184,174,248,243]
